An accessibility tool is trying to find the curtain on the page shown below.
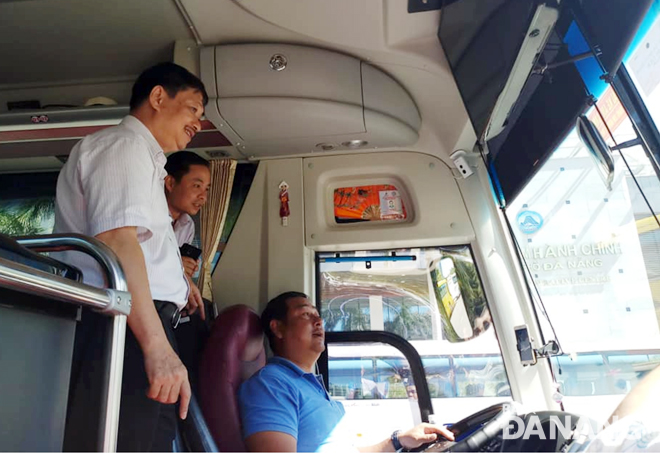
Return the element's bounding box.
[199,159,237,300]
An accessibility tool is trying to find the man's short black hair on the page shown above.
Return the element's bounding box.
[261,291,309,352]
[165,151,210,182]
[129,62,209,111]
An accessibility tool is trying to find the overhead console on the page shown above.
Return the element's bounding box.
[200,44,421,158]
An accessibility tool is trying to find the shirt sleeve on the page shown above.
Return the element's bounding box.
[238,371,299,440]
[80,137,155,241]
[184,222,195,245]
[584,415,660,452]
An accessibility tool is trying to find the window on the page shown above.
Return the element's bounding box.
[453,356,510,398]
[0,172,57,236]
[209,162,257,275]
[328,347,416,401]
[318,246,511,443]
[551,351,660,398]
[186,163,257,282]
[505,9,660,421]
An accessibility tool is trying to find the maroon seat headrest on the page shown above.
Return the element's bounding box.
[199,304,265,452]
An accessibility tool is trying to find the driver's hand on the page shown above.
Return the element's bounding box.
[399,423,455,449]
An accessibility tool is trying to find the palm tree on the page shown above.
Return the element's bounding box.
[385,303,433,341]
[454,257,488,329]
[0,198,55,236]
[322,299,371,332]
[343,305,370,331]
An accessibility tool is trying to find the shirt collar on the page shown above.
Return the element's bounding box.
[175,213,194,229]
[120,115,167,168]
[269,356,314,376]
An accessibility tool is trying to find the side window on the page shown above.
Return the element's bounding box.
[207,163,257,276]
[423,357,454,398]
[326,342,420,446]
[0,173,57,236]
[318,246,511,445]
[328,346,418,402]
[507,110,660,420]
[453,356,510,398]
[551,351,660,398]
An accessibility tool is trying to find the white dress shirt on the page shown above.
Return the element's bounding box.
[54,115,189,308]
[173,213,195,247]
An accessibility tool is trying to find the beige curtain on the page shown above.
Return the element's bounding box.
[198,159,237,300]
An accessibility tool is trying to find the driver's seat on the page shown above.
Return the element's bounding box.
[198,304,266,451]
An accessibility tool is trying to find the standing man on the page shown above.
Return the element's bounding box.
[238,292,455,452]
[164,151,211,319]
[55,62,207,452]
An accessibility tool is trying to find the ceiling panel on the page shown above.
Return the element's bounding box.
[0,0,193,85]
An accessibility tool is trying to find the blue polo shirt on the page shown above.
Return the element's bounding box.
[238,357,354,452]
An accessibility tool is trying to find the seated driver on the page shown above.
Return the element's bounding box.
[238,291,454,452]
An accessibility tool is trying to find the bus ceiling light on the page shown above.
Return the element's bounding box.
[450,150,474,179]
[206,150,230,159]
[316,143,336,151]
[342,140,368,149]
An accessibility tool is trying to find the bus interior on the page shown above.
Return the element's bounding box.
[2,0,660,451]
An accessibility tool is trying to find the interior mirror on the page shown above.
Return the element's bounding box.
[576,115,615,190]
[429,248,491,342]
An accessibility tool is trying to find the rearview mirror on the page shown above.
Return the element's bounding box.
[576,115,615,190]
[429,248,491,342]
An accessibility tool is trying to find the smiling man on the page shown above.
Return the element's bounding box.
[55,62,207,452]
[164,151,211,319]
[238,292,454,452]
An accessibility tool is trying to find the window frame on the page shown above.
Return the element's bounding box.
[319,330,435,423]
[611,64,660,182]
[314,245,510,423]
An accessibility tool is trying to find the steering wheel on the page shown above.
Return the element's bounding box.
[408,403,519,452]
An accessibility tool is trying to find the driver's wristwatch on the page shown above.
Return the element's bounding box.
[391,430,403,451]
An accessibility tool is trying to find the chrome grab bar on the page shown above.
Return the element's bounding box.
[0,256,130,315]
[10,233,131,453]
[16,234,127,291]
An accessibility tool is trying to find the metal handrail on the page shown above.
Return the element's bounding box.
[10,233,131,453]
[0,256,129,313]
[16,234,128,291]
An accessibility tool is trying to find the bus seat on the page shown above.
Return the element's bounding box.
[0,233,81,452]
[175,393,219,452]
[198,304,265,452]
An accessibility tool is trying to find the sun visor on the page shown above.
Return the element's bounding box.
[486,0,652,205]
[438,0,559,143]
[576,0,653,77]
[489,57,589,205]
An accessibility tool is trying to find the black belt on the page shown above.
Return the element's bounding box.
[154,300,182,329]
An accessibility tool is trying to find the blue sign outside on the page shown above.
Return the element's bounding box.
[517,210,543,234]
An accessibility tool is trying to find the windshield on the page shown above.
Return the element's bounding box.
[317,246,511,444]
[505,6,660,422]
